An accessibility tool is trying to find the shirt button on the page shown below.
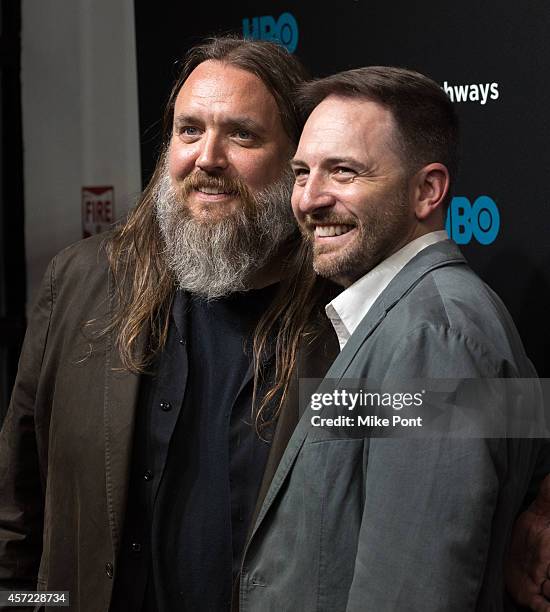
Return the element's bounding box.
[131,542,142,553]
[159,400,172,411]
[143,470,153,481]
[105,562,114,578]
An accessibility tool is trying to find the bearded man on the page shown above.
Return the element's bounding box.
[0,37,336,612]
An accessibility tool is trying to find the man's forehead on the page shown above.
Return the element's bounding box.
[174,60,274,111]
[297,95,400,159]
[309,95,395,134]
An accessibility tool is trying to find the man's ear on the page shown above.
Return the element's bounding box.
[411,163,450,221]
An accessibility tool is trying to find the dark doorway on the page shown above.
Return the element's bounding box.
[0,0,26,424]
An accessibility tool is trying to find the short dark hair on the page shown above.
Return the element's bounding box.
[163,36,310,147]
[298,66,460,187]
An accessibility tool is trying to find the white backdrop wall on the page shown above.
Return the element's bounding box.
[22,0,142,307]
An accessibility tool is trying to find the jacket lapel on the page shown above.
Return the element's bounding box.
[103,271,145,555]
[249,240,467,537]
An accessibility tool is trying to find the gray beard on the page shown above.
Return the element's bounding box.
[153,167,296,299]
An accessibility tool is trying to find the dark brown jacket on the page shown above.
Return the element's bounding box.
[0,234,337,611]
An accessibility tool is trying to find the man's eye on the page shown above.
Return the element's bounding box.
[293,168,309,178]
[234,130,253,140]
[179,126,200,136]
[335,167,355,175]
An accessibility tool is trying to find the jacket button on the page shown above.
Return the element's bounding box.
[105,562,114,578]
[131,542,142,553]
[143,470,153,481]
[159,400,172,411]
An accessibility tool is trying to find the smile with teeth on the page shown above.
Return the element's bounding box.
[314,224,354,238]
[197,186,231,195]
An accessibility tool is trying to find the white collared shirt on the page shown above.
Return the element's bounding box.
[325,231,449,350]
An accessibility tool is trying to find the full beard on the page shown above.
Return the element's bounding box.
[153,164,296,299]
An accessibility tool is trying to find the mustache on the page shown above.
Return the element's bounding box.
[179,171,251,201]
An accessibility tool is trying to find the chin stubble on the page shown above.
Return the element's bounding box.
[306,188,411,283]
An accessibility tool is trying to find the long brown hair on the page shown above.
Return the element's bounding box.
[104,37,327,434]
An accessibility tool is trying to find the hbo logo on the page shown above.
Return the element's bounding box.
[445,195,500,245]
[242,12,299,53]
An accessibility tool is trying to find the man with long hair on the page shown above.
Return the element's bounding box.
[0,37,336,611]
[2,37,543,612]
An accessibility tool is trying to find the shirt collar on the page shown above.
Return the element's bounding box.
[325,230,449,350]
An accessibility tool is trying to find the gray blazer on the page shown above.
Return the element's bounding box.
[239,240,542,612]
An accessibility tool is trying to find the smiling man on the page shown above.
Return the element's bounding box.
[237,67,543,611]
[0,38,337,612]
[291,70,451,295]
[156,58,297,297]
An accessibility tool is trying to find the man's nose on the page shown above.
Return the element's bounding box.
[195,133,229,173]
[295,173,336,215]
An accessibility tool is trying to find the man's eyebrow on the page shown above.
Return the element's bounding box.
[223,116,266,134]
[173,114,199,128]
[290,156,366,168]
[173,114,266,134]
[322,156,365,168]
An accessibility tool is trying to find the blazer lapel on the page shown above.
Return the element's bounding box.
[249,240,467,537]
[103,271,145,555]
